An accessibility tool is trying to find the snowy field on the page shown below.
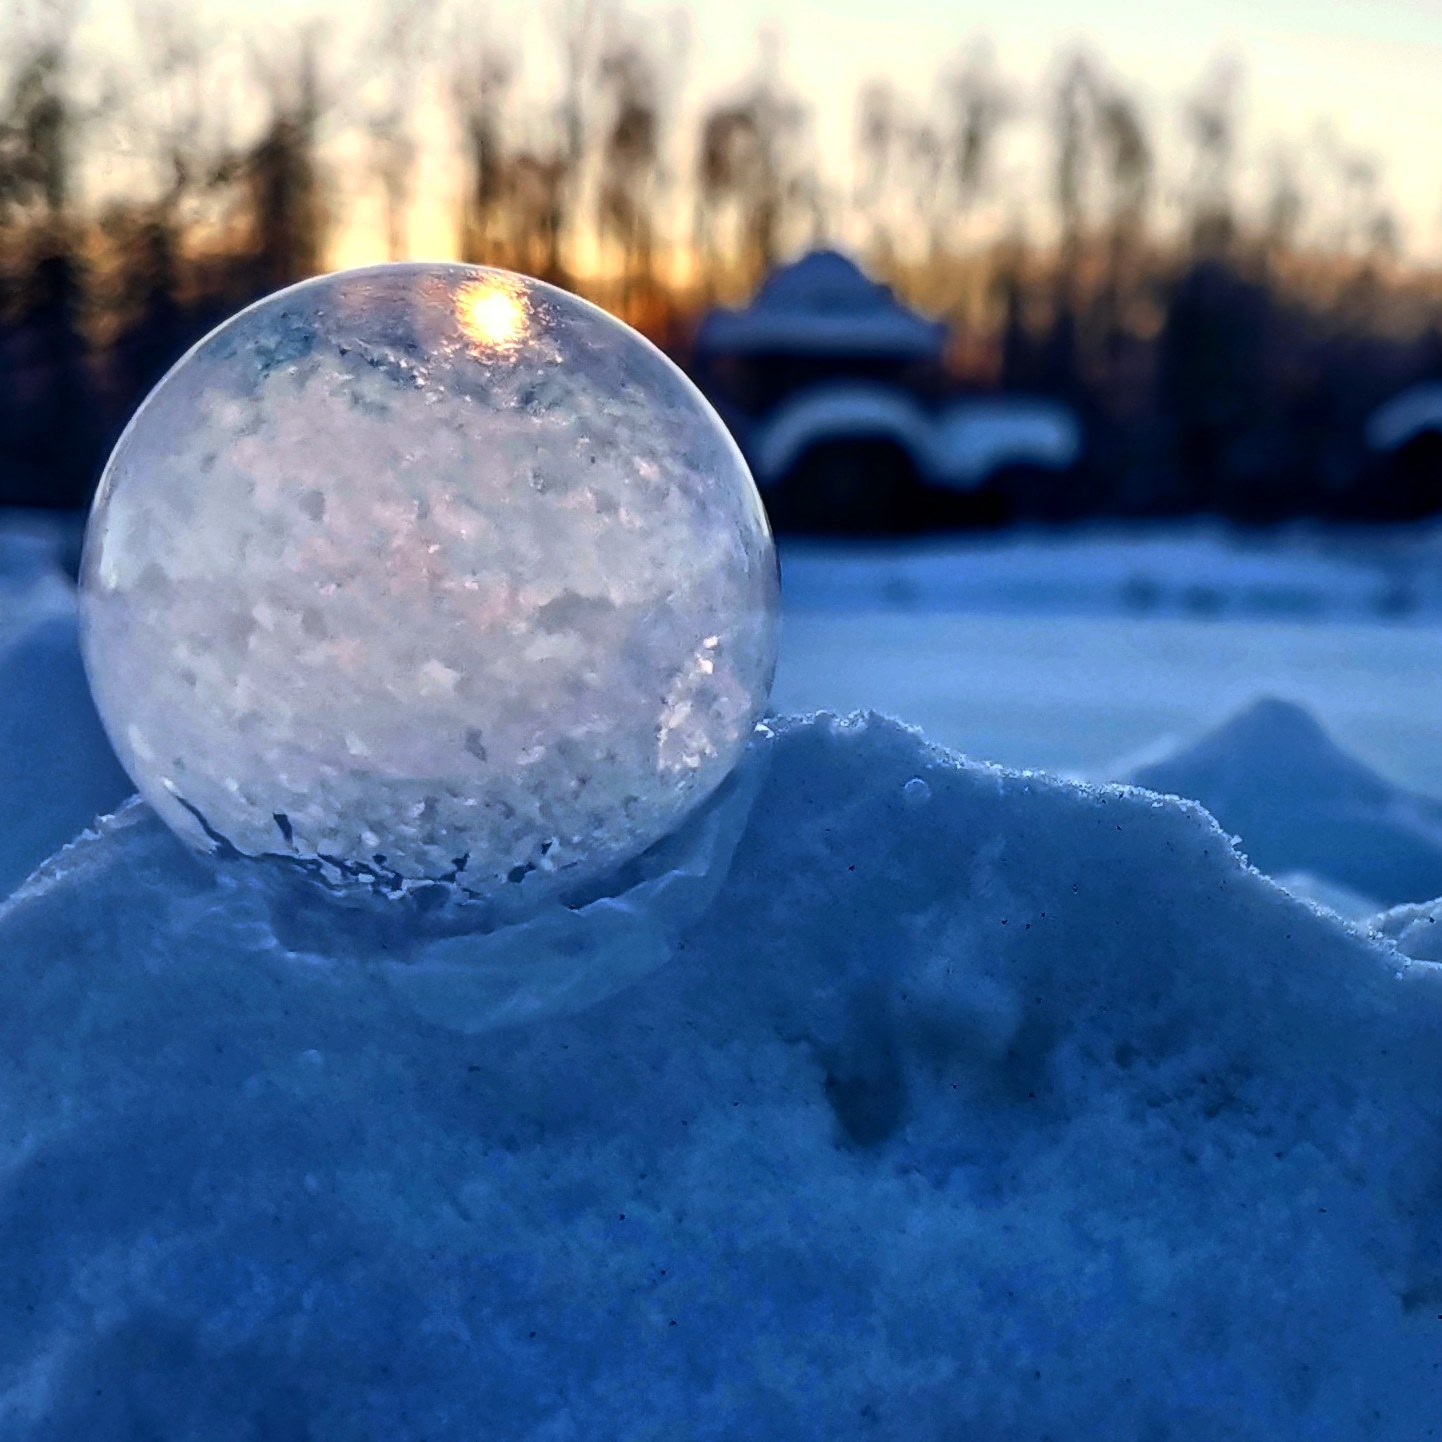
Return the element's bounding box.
[776,528,1442,792]
[7,512,1442,927]
[777,609,1442,791]
[6,510,1442,938]
[6,513,1442,1437]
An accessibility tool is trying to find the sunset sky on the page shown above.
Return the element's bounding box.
[635,0,1442,251]
[56,0,1442,264]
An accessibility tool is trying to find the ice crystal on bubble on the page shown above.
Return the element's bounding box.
[79,264,779,908]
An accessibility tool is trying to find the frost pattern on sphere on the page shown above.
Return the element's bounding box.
[79,264,779,905]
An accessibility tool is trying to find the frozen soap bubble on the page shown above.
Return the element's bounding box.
[79,263,779,913]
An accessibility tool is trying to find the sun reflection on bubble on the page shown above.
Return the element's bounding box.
[79,261,780,909]
[456,278,529,353]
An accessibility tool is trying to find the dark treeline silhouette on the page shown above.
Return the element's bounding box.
[1,4,1440,523]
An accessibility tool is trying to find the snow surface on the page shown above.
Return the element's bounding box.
[778,527,1442,620]
[4,713,1442,1438]
[1272,870,1384,923]
[0,521,131,897]
[774,607,1442,795]
[1125,697,1442,910]
[9,514,1442,899]
[931,398,1081,489]
[750,384,935,484]
[773,526,1442,794]
[1372,898,1442,962]
[0,512,79,642]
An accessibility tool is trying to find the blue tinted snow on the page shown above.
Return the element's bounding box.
[3,712,1442,1439]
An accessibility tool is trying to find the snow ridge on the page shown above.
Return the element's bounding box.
[1128,696,1442,907]
[2,713,1441,1439]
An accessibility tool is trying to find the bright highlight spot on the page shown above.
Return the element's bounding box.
[457,279,529,352]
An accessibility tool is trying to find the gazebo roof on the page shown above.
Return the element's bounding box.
[695,250,948,361]
[1367,382,1442,452]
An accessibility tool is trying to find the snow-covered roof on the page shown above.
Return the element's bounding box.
[1366,382,1442,451]
[751,383,934,482]
[746,383,1082,490]
[695,250,949,360]
[930,398,1082,490]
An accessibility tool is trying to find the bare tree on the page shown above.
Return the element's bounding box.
[1184,56,1241,255]
[365,0,433,262]
[506,150,568,280]
[100,1,236,326]
[1094,82,1152,340]
[942,44,1012,254]
[1051,52,1095,280]
[597,42,659,307]
[854,81,899,260]
[1045,49,1097,390]
[556,0,603,273]
[694,38,810,296]
[0,0,93,235]
[854,83,948,266]
[239,33,329,291]
[0,6,103,507]
[1260,147,1304,264]
[453,42,514,268]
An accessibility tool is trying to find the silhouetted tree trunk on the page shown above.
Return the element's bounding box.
[244,41,327,293]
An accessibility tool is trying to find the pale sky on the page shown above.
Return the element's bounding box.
[665,0,1442,253]
[53,0,1442,262]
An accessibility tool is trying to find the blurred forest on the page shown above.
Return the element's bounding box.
[2,0,1441,519]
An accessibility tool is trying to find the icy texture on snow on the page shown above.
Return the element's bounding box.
[1272,870,1383,922]
[1127,696,1442,907]
[288,740,764,1033]
[1372,897,1442,962]
[4,714,1442,1439]
[79,264,778,905]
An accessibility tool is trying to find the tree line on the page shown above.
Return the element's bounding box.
[1,1,1439,519]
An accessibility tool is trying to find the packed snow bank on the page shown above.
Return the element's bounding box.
[1370,895,1442,965]
[3,714,1442,1440]
[0,611,132,898]
[0,511,79,631]
[0,513,132,896]
[1271,870,1384,922]
[1125,696,1442,909]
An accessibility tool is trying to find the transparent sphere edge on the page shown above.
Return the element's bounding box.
[79,262,780,908]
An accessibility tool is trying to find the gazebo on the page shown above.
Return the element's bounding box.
[693,250,1083,533]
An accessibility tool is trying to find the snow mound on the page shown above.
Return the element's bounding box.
[1371,897,1442,963]
[1271,869,1384,922]
[1126,696,1442,907]
[0,511,79,622]
[3,713,1442,1439]
[0,515,133,897]
[0,611,132,898]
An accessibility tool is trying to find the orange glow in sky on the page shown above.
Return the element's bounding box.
[66,0,1442,263]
